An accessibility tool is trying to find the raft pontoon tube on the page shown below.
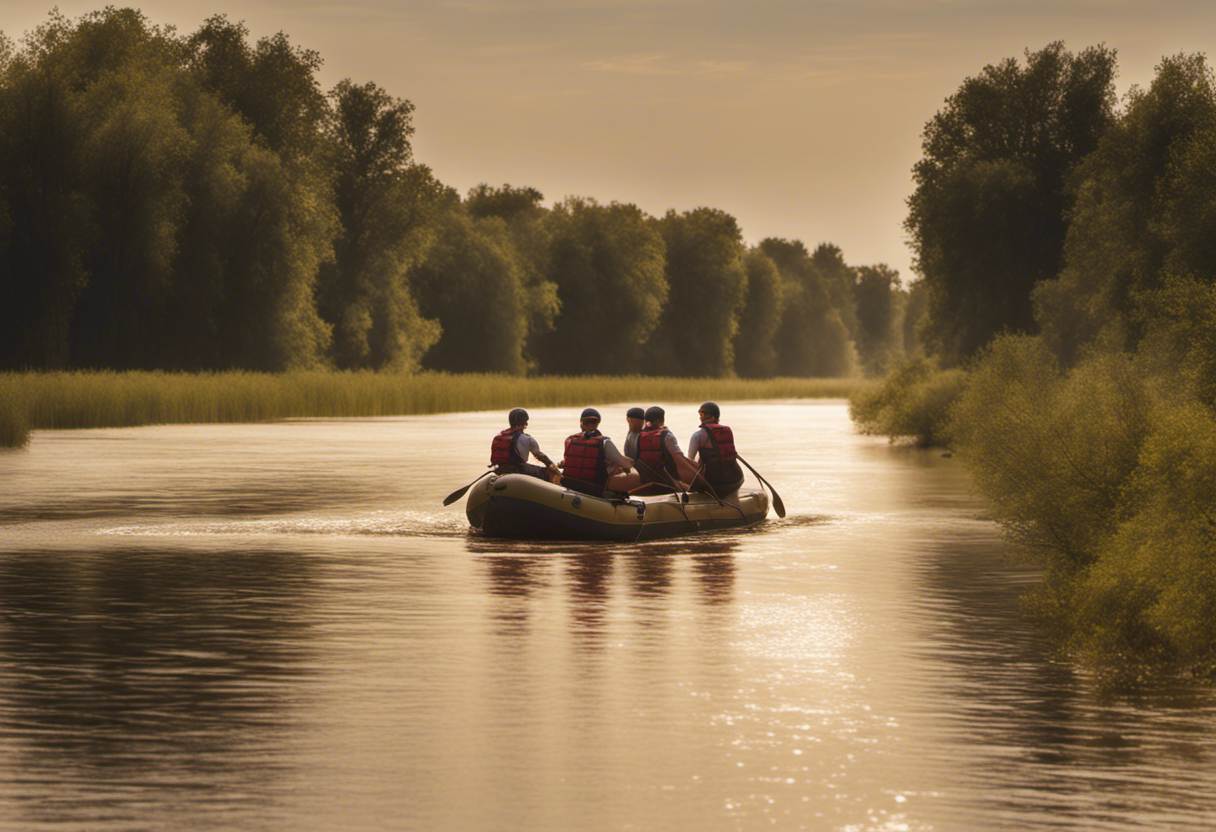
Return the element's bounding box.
[466,473,769,541]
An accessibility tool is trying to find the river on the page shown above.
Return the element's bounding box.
[0,401,1213,831]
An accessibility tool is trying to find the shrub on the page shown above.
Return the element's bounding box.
[849,358,967,447]
[949,335,1152,568]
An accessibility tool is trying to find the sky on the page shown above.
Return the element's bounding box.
[3,1,1215,282]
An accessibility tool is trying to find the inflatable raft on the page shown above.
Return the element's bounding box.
[466,473,769,541]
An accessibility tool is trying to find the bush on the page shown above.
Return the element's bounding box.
[848,358,967,447]
[1067,403,1216,678]
[949,335,1152,567]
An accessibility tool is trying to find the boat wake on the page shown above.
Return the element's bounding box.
[98,510,470,539]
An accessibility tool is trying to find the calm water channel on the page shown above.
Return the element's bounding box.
[1,401,1214,831]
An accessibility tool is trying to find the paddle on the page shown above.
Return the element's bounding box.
[735,454,786,518]
[442,470,493,506]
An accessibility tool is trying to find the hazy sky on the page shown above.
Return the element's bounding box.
[4,1,1215,281]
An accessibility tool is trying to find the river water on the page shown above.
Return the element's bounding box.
[0,401,1213,831]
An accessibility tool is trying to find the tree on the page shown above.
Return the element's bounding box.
[644,207,748,376]
[734,249,783,377]
[0,21,91,369]
[1034,54,1216,365]
[901,280,929,358]
[187,16,328,163]
[853,264,904,376]
[810,243,859,338]
[535,198,667,373]
[465,183,559,367]
[413,209,528,374]
[318,80,443,370]
[761,238,856,377]
[908,42,1117,365]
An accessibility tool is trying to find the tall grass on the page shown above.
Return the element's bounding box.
[0,371,867,448]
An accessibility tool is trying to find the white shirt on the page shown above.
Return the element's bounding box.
[687,427,710,461]
[514,432,546,464]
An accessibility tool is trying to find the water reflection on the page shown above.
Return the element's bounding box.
[2,405,1215,831]
[0,546,316,828]
[906,530,1216,828]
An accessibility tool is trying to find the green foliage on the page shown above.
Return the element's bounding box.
[464,183,559,364]
[852,264,904,376]
[734,249,783,378]
[848,357,966,447]
[1035,54,1216,365]
[413,210,528,374]
[950,336,1152,566]
[645,208,748,376]
[188,15,328,162]
[810,243,859,338]
[0,8,867,380]
[761,238,857,377]
[319,80,442,370]
[535,198,667,373]
[0,17,93,369]
[1065,403,1216,676]
[908,42,1117,364]
[901,281,928,358]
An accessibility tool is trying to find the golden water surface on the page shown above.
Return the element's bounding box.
[1,401,1213,831]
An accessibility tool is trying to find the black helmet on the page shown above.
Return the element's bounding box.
[699,401,720,420]
[644,405,665,423]
[626,406,645,420]
[580,407,601,422]
[508,407,529,427]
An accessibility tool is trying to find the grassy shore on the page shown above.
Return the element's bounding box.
[0,371,867,448]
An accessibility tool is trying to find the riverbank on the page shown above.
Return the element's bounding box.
[0,371,867,448]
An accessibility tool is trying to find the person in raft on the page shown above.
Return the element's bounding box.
[605,406,648,492]
[560,407,633,497]
[634,405,697,491]
[489,407,560,482]
[686,401,745,496]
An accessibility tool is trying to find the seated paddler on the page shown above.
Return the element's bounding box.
[559,407,633,497]
[634,405,696,492]
[686,401,745,496]
[489,407,559,481]
[606,406,646,493]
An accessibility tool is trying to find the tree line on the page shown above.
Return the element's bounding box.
[873,41,1216,680]
[0,8,919,377]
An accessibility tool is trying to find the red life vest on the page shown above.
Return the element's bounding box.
[637,427,677,482]
[562,431,607,486]
[699,423,741,485]
[490,427,525,466]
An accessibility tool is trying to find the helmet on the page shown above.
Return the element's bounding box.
[644,405,665,423]
[508,407,529,427]
[626,407,645,420]
[580,407,601,422]
[698,401,720,420]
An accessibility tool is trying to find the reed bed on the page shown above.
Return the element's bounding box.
[0,371,868,448]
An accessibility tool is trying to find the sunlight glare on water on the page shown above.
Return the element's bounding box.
[0,402,1214,831]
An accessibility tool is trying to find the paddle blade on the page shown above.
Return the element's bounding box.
[443,470,492,506]
[441,485,470,506]
[771,491,786,518]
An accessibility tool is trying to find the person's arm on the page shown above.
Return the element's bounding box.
[687,429,703,462]
[664,431,683,458]
[524,435,557,469]
[602,438,633,470]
